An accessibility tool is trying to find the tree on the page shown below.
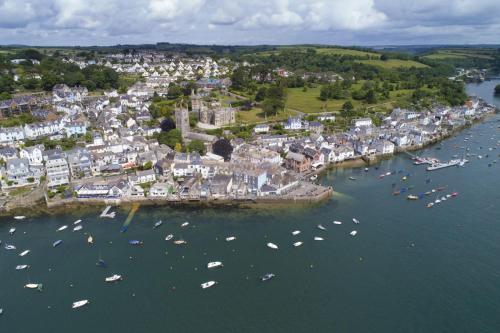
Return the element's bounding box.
[365,90,377,104]
[174,142,182,152]
[212,138,233,161]
[157,129,182,149]
[342,100,354,117]
[160,118,176,132]
[495,84,500,95]
[187,139,205,154]
[380,54,388,61]
[255,87,267,102]
[143,161,153,170]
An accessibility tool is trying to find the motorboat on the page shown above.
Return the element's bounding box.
[14,216,26,220]
[105,274,123,282]
[207,261,223,269]
[314,237,324,241]
[53,240,62,247]
[128,240,143,246]
[4,244,16,250]
[165,234,174,241]
[87,235,93,244]
[333,221,342,225]
[181,222,189,228]
[16,264,29,270]
[154,220,163,229]
[174,240,187,245]
[291,230,301,236]
[73,225,83,232]
[349,177,356,181]
[427,203,434,208]
[293,241,303,247]
[201,281,217,289]
[72,300,90,309]
[57,225,68,232]
[267,242,278,249]
[261,273,275,282]
[352,218,360,224]
[225,236,236,242]
[73,219,82,225]
[25,283,43,291]
[350,230,358,236]
[407,195,419,200]
[19,250,30,257]
[9,228,15,235]
[317,224,327,231]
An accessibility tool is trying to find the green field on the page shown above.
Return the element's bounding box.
[315,47,379,58]
[424,50,494,60]
[359,59,428,69]
[237,107,297,124]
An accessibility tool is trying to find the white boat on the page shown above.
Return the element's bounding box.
[72,300,90,309]
[165,234,174,241]
[352,218,360,224]
[333,221,342,225]
[174,240,187,245]
[4,244,16,250]
[293,241,303,247]
[426,159,461,171]
[181,222,189,228]
[87,235,93,244]
[24,283,42,290]
[267,242,278,249]
[16,264,29,270]
[201,281,217,289]
[225,236,236,242]
[317,224,327,231]
[105,274,123,282]
[19,250,30,257]
[310,175,318,181]
[9,228,15,235]
[154,220,163,228]
[73,219,82,225]
[291,230,301,235]
[207,261,223,269]
[14,216,26,220]
[314,237,324,241]
[350,230,358,236]
[73,225,83,232]
[57,225,68,232]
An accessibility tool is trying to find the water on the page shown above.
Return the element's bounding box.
[1,81,500,332]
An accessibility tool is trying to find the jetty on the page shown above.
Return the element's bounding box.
[100,206,116,219]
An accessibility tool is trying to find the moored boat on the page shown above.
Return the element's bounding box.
[57,225,68,232]
[207,261,223,269]
[174,240,187,245]
[181,222,189,228]
[350,230,358,236]
[352,218,360,224]
[87,235,93,244]
[14,216,26,220]
[317,224,327,231]
[128,240,143,246]
[225,236,236,242]
[105,274,123,282]
[73,219,82,225]
[293,241,303,247]
[72,300,89,309]
[267,242,278,249]
[165,234,174,241]
[73,225,83,232]
[407,195,419,200]
[261,273,275,282]
[19,250,30,257]
[16,264,29,270]
[291,230,301,235]
[24,283,43,291]
[154,220,163,228]
[52,240,62,247]
[5,244,16,250]
[314,237,324,241]
[333,221,342,225]
[201,281,217,289]
[9,228,15,235]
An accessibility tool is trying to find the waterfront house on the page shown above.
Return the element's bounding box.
[19,145,44,165]
[149,182,174,197]
[45,151,70,188]
[129,169,156,185]
[284,151,311,173]
[209,174,232,198]
[232,166,267,194]
[4,158,33,186]
[372,140,395,155]
[67,148,93,179]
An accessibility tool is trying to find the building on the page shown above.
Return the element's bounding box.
[284,151,311,173]
[199,106,236,127]
[4,158,33,186]
[175,107,190,137]
[254,124,270,134]
[19,145,44,165]
[45,151,70,188]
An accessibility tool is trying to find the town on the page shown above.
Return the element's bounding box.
[0,50,497,211]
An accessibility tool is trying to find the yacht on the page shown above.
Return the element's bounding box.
[314,237,324,241]
[267,242,278,249]
[72,300,90,309]
[9,228,15,235]
[225,236,236,242]
[333,221,342,225]
[56,225,68,232]
[261,273,275,282]
[352,218,360,224]
[24,283,43,291]
[201,281,217,289]
[207,261,223,269]
[165,234,174,241]
[174,240,187,245]
[181,222,189,228]
[293,241,303,247]
[291,230,301,236]
[16,264,29,270]
[52,240,62,247]
[317,224,327,231]
[105,274,123,282]
[19,250,30,257]
[73,219,82,225]
[14,216,26,220]
[87,235,93,244]
[4,244,16,250]
[350,230,358,236]
[73,225,83,232]
[154,220,163,229]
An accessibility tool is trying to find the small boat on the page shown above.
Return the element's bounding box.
[87,235,93,244]
[350,230,358,236]
[349,177,356,181]
[451,192,459,197]
[352,218,360,224]
[293,241,303,247]
[52,240,62,247]
[261,273,275,282]
[207,261,223,269]
[14,216,26,220]
[201,281,217,289]
[333,221,342,225]
[174,240,187,245]
[392,191,401,196]
[105,274,122,282]
[267,242,278,249]
[72,300,89,309]
[16,264,29,270]
[317,224,327,231]
[154,220,163,229]
[407,195,419,200]
[96,258,107,268]
[19,250,30,257]
[165,234,174,241]
[128,240,143,246]
[9,228,15,235]
[25,283,43,291]
[364,168,369,172]
[57,225,68,232]
[4,244,16,250]
[314,237,324,241]
[225,236,236,242]
[181,222,189,228]
[427,203,434,208]
[73,225,83,232]
[120,226,128,233]
[291,230,301,235]
[73,219,82,225]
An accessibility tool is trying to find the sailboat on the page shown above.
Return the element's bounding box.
[87,235,93,244]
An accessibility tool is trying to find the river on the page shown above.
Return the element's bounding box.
[1,81,500,332]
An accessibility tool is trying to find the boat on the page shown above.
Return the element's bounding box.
[350,230,358,236]
[153,220,163,229]
[267,242,278,249]
[261,273,275,282]
[225,236,236,242]
[57,225,68,232]
[293,241,303,247]
[451,192,459,197]
[352,218,360,224]
[105,274,122,282]
[73,219,82,225]
[317,224,327,231]
[73,225,83,232]
[9,228,15,235]
[426,159,461,171]
[4,244,16,250]
[0,308,2,315]
[72,300,90,309]
[181,222,189,228]
[333,221,342,225]
[207,261,223,269]
[16,264,29,270]
[201,281,217,289]
[364,168,369,172]
[314,237,324,241]
[96,258,107,268]
[128,240,143,246]
[291,230,301,235]
[19,250,30,257]
[310,175,318,181]
[87,235,93,244]
[174,240,187,245]
[25,283,43,290]
[52,240,62,247]
[349,177,356,181]
[165,234,174,241]
[392,191,401,196]
[14,216,26,220]
[407,195,419,200]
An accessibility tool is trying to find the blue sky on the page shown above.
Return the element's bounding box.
[1,0,499,46]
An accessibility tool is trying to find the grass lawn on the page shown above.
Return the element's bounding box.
[8,187,32,196]
[237,107,296,124]
[315,47,379,58]
[359,59,429,69]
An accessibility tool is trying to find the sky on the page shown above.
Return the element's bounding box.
[1,0,500,46]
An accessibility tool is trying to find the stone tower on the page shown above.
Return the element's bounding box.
[175,107,190,138]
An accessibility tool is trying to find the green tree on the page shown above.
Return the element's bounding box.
[157,129,182,149]
[187,139,206,154]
